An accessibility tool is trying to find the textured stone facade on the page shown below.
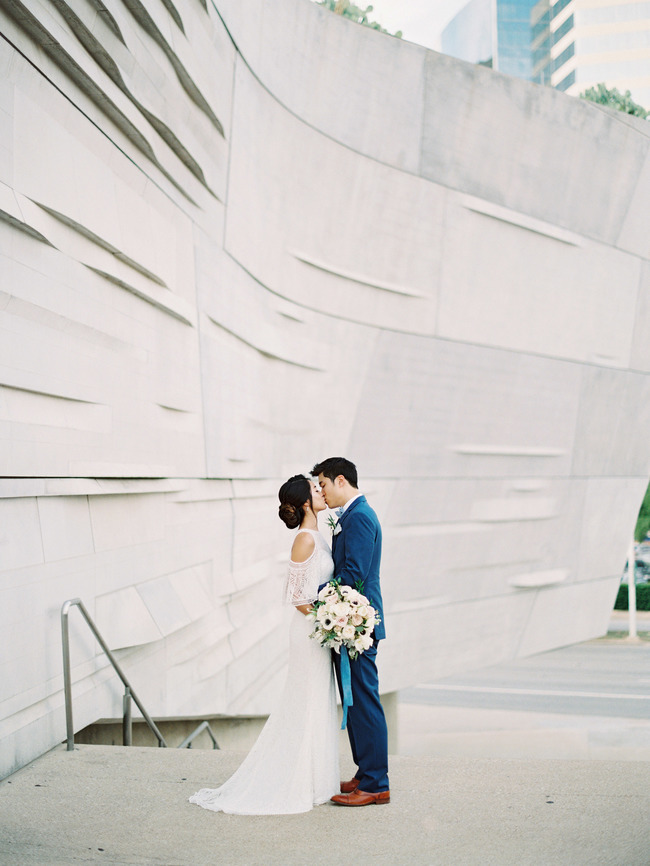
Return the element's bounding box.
[2,0,650,778]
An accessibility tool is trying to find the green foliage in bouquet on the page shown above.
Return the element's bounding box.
[309,578,380,659]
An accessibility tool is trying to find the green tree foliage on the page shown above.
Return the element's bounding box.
[317,1,402,38]
[635,482,650,542]
[580,83,649,119]
[615,583,650,611]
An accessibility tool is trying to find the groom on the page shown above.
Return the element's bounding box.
[312,457,390,806]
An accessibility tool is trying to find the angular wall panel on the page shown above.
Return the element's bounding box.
[1,0,650,778]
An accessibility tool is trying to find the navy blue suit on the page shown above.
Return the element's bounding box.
[330,495,389,793]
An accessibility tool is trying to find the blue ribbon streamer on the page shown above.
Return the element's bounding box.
[339,645,353,730]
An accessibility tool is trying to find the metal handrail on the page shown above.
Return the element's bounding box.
[61,598,220,752]
[61,598,168,749]
[178,720,219,750]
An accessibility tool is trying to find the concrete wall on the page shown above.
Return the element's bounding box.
[1,0,650,778]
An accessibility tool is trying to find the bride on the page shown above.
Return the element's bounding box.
[189,474,339,815]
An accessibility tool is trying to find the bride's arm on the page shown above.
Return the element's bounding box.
[285,533,316,617]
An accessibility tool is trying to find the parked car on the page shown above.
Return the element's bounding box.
[621,559,650,584]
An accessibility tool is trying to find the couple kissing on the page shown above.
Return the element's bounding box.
[189,457,389,815]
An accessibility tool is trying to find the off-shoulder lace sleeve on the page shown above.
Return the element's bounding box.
[284,556,317,606]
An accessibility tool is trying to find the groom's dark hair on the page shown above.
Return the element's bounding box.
[311,457,358,488]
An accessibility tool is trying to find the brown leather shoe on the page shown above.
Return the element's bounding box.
[331,789,390,806]
[340,777,360,794]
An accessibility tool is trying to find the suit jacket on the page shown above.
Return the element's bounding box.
[332,495,386,641]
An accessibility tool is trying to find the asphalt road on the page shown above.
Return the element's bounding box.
[399,640,650,721]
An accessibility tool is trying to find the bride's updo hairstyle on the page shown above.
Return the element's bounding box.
[278,474,312,529]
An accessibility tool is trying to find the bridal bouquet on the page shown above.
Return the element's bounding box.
[308,579,380,660]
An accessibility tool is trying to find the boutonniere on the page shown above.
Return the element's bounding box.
[326,514,342,536]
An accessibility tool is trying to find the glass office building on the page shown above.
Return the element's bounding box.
[441,0,495,68]
[531,0,650,107]
[444,0,650,108]
[441,0,539,80]
[531,0,553,86]
[441,0,650,109]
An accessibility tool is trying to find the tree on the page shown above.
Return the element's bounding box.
[317,1,402,38]
[635,482,650,542]
[580,83,649,119]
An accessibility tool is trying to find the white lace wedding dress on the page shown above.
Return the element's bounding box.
[189,528,339,815]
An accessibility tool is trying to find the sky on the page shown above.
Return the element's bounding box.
[341,0,469,51]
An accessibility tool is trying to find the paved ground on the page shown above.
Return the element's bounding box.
[1,744,650,866]
[2,614,649,865]
[605,608,650,633]
[399,613,650,762]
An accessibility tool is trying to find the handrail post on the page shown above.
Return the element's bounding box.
[61,598,80,751]
[123,687,132,746]
[177,720,220,750]
[60,598,168,750]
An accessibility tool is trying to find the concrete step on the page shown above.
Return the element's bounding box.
[1,744,649,865]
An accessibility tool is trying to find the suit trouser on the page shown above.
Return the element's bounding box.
[334,644,389,793]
